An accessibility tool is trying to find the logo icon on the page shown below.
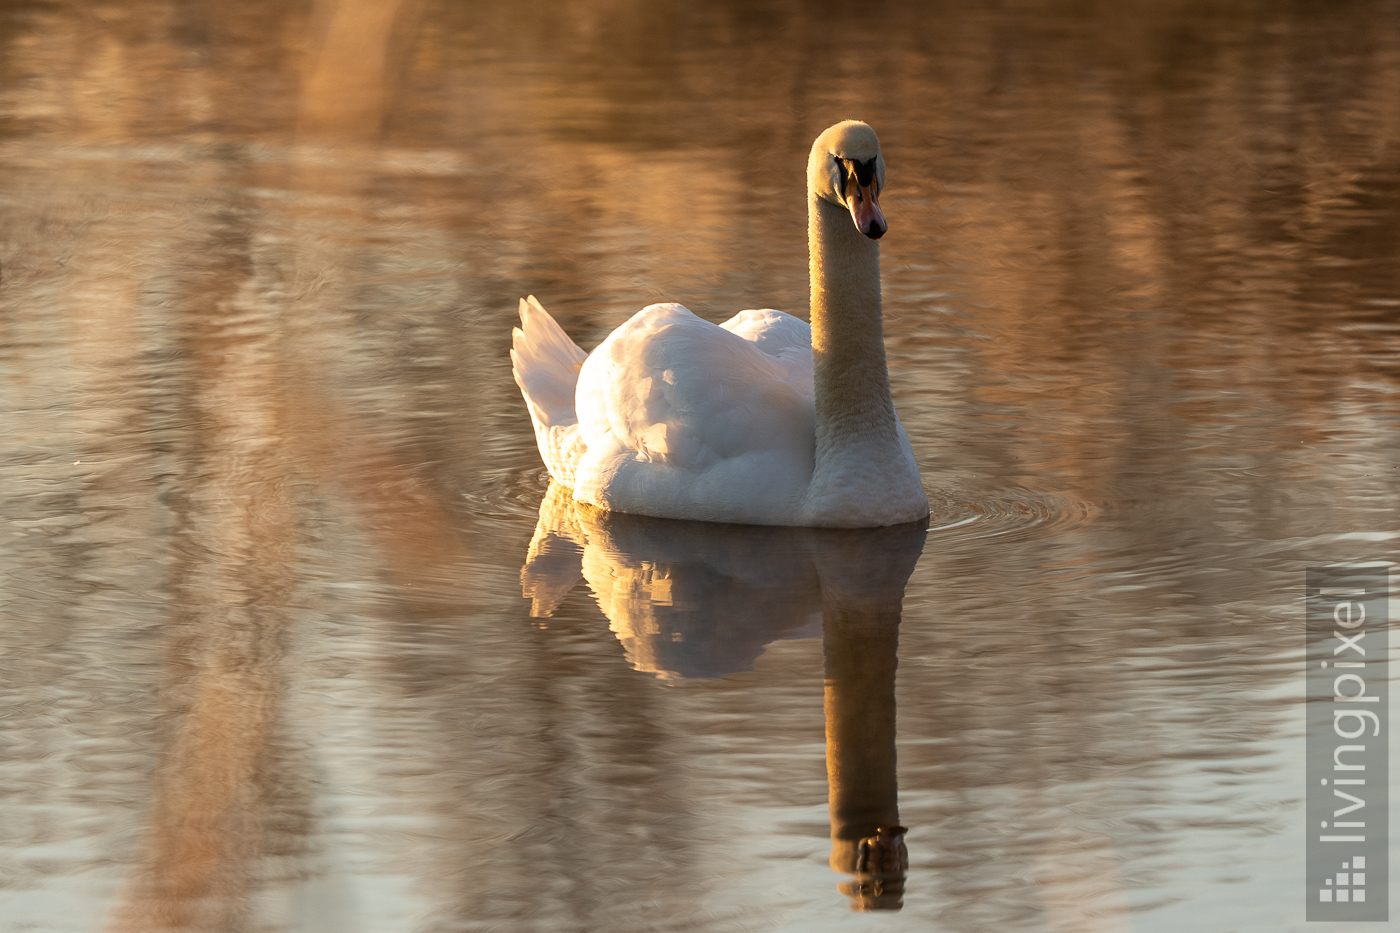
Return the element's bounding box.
[1318,856,1366,904]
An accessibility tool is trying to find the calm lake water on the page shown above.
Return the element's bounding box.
[2,1,1398,931]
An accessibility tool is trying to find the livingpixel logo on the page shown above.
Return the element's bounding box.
[1306,565,1390,922]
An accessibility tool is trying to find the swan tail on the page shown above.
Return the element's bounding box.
[511,296,589,485]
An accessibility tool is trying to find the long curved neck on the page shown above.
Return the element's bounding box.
[808,196,899,465]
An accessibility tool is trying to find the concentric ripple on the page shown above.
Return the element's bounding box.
[472,462,1099,556]
[925,483,1101,544]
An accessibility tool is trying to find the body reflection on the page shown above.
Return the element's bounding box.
[522,484,924,908]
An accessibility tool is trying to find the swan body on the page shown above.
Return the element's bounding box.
[511,121,928,528]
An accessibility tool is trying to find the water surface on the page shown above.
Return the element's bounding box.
[1,1,1398,931]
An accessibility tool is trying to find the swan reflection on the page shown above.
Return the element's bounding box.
[522,482,924,909]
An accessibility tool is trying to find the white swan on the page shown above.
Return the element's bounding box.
[511,120,928,528]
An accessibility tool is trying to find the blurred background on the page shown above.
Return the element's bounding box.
[0,1,1397,930]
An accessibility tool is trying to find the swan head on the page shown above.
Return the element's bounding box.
[808,121,887,240]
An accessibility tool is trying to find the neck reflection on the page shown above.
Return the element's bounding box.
[811,526,920,910]
[522,484,924,909]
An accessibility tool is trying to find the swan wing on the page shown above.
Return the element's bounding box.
[573,304,816,524]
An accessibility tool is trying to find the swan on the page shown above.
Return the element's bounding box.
[511,120,928,527]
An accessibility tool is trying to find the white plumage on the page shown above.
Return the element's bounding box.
[514,299,819,524]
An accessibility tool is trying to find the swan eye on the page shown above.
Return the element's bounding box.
[833,155,849,192]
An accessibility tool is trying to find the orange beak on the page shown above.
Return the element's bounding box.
[845,171,886,240]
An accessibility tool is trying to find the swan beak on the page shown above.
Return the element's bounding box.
[845,174,887,240]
